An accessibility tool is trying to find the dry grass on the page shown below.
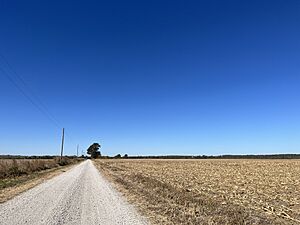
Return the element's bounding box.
[0,158,83,203]
[0,163,78,203]
[0,158,77,178]
[95,159,300,225]
[0,159,56,178]
[0,158,82,190]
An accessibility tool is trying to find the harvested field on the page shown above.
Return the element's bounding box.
[95,159,300,225]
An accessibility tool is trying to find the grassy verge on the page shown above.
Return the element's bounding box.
[0,158,83,203]
[0,157,78,178]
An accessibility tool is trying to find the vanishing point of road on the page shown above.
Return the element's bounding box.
[0,160,148,225]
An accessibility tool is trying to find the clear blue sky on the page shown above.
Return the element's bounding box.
[0,0,299,156]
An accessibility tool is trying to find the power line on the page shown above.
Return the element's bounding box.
[0,66,62,128]
[0,54,78,154]
[0,54,62,128]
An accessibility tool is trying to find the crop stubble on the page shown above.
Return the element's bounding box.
[96,159,300,225]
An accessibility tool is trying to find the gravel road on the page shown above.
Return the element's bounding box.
[0,160,148,225]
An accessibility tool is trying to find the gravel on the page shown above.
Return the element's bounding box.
[0,160,148,225]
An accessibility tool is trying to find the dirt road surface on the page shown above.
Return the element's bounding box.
[0,160,148,225]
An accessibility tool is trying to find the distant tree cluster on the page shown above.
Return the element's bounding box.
[3,153,300,160]
[87,143,101,158]
[114,154,121,158]
[116,154,300,160]
[113,154,128,159]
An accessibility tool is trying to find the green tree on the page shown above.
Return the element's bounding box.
[87,143,101,158]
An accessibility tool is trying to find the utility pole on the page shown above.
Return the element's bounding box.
[77,144,79,157]
[60,128,65,162]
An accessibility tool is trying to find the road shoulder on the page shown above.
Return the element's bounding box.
[0,163,79,203]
